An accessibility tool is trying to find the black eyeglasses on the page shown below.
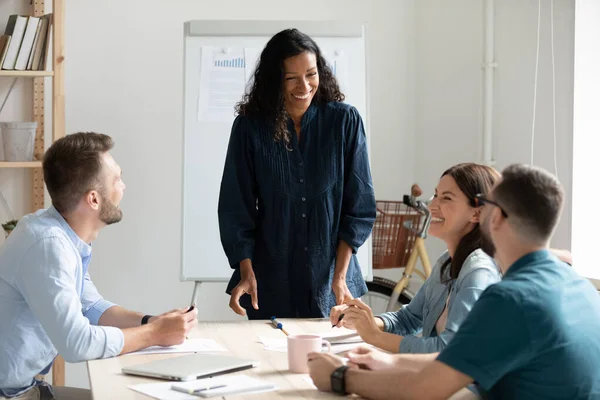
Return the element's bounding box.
[474,194,508,218]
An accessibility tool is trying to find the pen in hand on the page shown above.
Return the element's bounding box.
[185,303,196,340]
[332,313,345,328]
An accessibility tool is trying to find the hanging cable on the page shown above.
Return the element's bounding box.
[531,0,542,165]
[550,0,558,178]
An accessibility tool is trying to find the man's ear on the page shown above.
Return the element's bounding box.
[489,207,503,233]
[86,190,100,211]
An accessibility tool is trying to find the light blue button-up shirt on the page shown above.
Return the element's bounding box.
[0,207,124,396]
[378,249,501,354]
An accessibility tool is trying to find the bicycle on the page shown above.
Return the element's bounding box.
[363,186,433,315]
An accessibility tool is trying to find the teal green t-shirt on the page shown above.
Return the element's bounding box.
[437,250,600,399]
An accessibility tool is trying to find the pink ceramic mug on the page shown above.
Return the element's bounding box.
[287,334,332,373]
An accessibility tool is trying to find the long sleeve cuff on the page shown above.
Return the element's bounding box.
[99,325,125,358]
[375,315,392,332]
[338,232,360,254]
[398,335,418,353]
[84,299,118,326]
[399,335,445,354]
[227,244,254,268]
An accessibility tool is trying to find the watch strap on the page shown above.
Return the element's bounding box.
[331,365,349,395]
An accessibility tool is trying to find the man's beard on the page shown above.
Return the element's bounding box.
[480,219,496,258]
[99,191,122,225]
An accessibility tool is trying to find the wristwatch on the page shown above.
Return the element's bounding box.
[331,365,349,395]
[141,315,153,325]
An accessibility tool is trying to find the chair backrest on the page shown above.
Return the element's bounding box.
[372,200,422,269]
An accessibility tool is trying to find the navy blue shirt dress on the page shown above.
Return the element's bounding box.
[218,102,376,318]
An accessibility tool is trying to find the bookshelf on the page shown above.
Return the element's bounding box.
[0,0,65,386]
[0,161,42,168]
[0,70,54,77]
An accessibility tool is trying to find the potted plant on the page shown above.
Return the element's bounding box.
[2,219,18,238]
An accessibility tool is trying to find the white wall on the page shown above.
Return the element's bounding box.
[414,0,574,258]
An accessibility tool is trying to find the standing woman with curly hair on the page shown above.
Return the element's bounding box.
[218,29,376,319]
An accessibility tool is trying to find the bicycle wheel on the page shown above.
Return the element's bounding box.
[363,276,412,315]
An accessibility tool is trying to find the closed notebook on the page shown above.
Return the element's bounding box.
[2,15,28,70]
[30,15,50,70]
[14,16,39,70]
[0,36,11,67]
[171,374,276,398]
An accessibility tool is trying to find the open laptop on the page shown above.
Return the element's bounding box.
[122,353,259,381]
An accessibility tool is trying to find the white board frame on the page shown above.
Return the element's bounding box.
[181,20,372,283]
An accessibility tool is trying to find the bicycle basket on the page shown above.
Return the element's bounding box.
[372,200,423,269]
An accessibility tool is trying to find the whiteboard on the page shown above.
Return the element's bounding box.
[181,20,372,282]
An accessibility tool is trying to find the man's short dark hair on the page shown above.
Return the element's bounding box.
[494,164,564,243]
[43,132,114,213]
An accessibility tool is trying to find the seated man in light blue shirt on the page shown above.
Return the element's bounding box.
[0,133,198,400]
[308,164,600,399]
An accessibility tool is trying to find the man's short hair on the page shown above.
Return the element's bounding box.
[43,132,114,213]
[494,164,564,244]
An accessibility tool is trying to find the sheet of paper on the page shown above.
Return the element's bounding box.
[130,381,196,400]
[320,328,363,344]
[258,333,365,354]
[172,374,277,398]
[129,374,277,400]
[197,46,245,122]
[258,336,287,352]
[197,46,253,123]
[125,338,227,356]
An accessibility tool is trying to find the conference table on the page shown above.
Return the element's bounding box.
[87,319,357,399]
[87,319,477,399]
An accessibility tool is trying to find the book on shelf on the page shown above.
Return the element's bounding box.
[26,17,43,70]
[1,14,53,71]
[2,15,28,70]
[30,15,51,71]
[14,16,40,70]
[35,14,52,71]
[0,35,11,68]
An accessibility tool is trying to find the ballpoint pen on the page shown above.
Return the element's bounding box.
[172,384,227,395]
[331,313,344,328]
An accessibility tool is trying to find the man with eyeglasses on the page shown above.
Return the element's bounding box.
[308,164,600,399]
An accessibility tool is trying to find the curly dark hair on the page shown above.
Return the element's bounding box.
[236,28,345,146]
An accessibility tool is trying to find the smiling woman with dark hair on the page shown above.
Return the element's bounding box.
[331,163,502,354]
[218,29,376,319]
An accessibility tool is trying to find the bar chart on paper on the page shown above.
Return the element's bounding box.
[214,57,245,68]
[198,47,246,122]
[197,47,260,122]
